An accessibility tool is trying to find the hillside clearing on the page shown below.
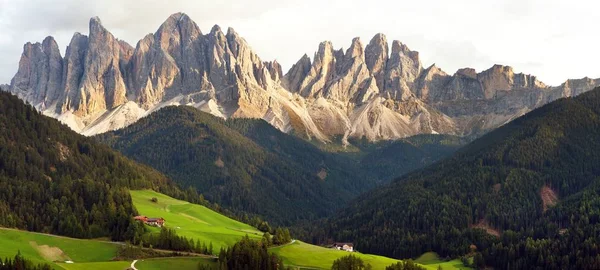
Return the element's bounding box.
[270,240,431,270]
[415,252,471,270]
[0,228,117,265]
[130,190,263,252]
[540,185,559,212]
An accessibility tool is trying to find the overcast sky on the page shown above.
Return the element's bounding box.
[0,0,598,85]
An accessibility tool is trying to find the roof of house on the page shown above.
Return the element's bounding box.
[146,218,164,222]
[334,242,353,247]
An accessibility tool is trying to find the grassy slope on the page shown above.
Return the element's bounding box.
[136,257,218,270]
[415,252,471,270]
[0,227,212,270]
[55,261,131,270]
[131,190,464,270]
[0,228,117,265]
[131,190,262,251]
[270,240,399,269]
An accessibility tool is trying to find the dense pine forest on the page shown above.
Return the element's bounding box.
[321,88,600,269]
[0,92,191,240]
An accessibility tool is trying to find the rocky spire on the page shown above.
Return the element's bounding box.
[10,36,63,109]
[365,33,388,91]
[282,54,311,92]
[264,60,283,82]
[297,41,337,97]
[383,41,422,100]
[70,16,128,116]
[129,12,206,107]
[322,37,373,102]
[58,33,88,114]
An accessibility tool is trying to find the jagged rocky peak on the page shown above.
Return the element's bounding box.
[382,40,422,100]
[10,35,63,109]
[345,37,365,59]
[416,64,450,101]
[455,68,477,79]
[294,41,338,98]
[70,16,129,116]
[265,60,283,82]
[58,32,88,114]
[282,54,311,92]
[365,33,389,91]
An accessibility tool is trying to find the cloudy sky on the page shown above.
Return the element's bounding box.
[0,0,598,85]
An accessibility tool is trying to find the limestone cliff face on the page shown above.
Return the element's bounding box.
[74,17,130,117]
[10,37,63,110]
[8,13,600,142]
[58,33,88,115]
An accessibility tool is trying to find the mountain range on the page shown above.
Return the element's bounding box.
[4,12,600,143]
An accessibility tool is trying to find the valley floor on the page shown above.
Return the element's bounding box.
[0,190,471,270]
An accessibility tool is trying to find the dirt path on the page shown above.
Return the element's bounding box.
[131,260,138,270]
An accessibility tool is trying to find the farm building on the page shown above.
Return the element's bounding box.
[331,243,354,252]
[134,216,165,227]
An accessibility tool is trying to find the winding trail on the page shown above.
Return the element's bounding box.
[131,259,138,270]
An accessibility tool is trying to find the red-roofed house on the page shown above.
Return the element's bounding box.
[134,216,165,227]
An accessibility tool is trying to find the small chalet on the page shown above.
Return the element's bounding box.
[332,242,354,252]
[134,216,165,227]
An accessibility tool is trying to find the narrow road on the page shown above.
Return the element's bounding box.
[131,259,138,270]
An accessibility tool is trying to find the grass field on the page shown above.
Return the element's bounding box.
[270,241,471,270]
[135,257,218,270]
[129,190,470,270]
[130,190,263,252]
[0,190,471,270]
[55,261,132,270]
[415,252,471,270]
[0,228,118,266]
[270,240,403,270]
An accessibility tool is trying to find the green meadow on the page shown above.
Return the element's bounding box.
[55,261,132,270]
[0,190,471,270]
[135,257,218,270]
[270,240,401,269]
[0,228,117,265]
[130,191,467,270]
[415,252,472,270]
[130,190,263,252]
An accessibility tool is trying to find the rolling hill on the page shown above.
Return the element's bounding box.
[324,87,600,269]
[130,190,458,270]
[130,190,263,252]
[0,227,217,270]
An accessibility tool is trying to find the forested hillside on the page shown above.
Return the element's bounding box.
[324,87,600,269]
[0,92,186,240]
[355,135,465,182]
[98,106,354,224]
[99,106,462,225]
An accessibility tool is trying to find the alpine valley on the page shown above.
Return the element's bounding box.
[3,10,600,270]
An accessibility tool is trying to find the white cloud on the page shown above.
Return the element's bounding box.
[0,0,599,85]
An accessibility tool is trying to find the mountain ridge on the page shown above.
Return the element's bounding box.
[7,12,600,143]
